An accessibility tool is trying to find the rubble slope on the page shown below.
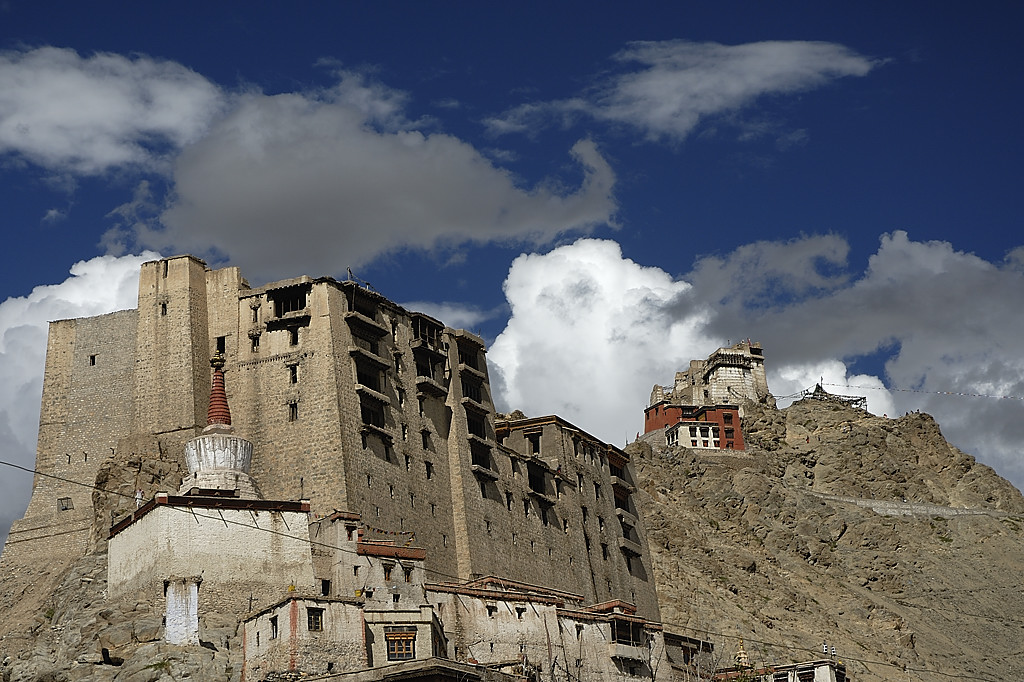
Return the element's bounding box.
[634,398,1024,681]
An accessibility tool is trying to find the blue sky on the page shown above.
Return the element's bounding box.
[2,2,1024,545]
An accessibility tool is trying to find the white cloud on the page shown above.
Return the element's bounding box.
[0,46,224,174]
[487,234,1024,494]
[0,253,156,550]
[488,239,707,444]
[486,40,877,142]
[143,75,616,282]
[397,301,494,331]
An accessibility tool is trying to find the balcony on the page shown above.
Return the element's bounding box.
[355,384,391,405]
[349,346,390,370]
[619,536,643,556]
[610,476,636,495]
[458,362,486,379]
[615,507,638,526]
[411,337,447,359]
[470,464,499,480]
[461,395,487,412]
[416,375,448,397]
[344,310,388,336]
[608,643,645,660]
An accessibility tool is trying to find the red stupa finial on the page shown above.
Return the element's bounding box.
[207,352,232,427]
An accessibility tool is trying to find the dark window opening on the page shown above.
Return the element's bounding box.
[360,396,385,428]
[461,378,482,403]
[89,355,96,366]
[612,619,644,646]
[289,365,298,384]
[384,564,393,581]
[307,608,324,631]
[527,462,546,495]
[270,616,278,639]
[505,492,513,510]
[251,335,260,352]
[353,333,379,357]
[352,294,377,320]
[162,260,168,277]
[356,363,382,392]
[723,412,733,424]
[421,430,431,450]
[321,579,331,596]
[425,461,433,479]
[601,543,609,559]
[458,347,479,370]
[527,432,541,454]
[467,413,487,439]
[288,402,298,422]
[289,327,299,346]
[471,442,491,469]
[57,497,74,511]
[271,285,309,318]
[216,336,226,353]
[160,302,167,316]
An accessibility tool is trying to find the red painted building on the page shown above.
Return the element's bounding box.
[643,402,744,451]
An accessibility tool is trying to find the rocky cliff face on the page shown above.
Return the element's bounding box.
[633,398,1024,681]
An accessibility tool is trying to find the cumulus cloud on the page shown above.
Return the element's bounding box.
[487,234,1024,493]
[489,239,707,443]
[486,40,877,142]
[0,253,156,550]
[0,47,224,174]
[143,76,616,282]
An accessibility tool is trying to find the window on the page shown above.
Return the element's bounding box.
[527,432,541,454]
[307,607,324,631]
[430,503,436,516]
[467,413,487,438]
[723,412,733,424]
[594,482,601,499]
[402,424,409,441]
[251,335,260,352]
[421,430,431,450]
[360,396,385,428]
[505,492,513,510]
[353,566,360,576]
[57,497,74,511]
[160,303,167,316]
[394,353,402,373]
[288,402,298,422]
[601,543,609,560]
[515,607,526,620]
[321,579,331,596]
[256,631,260,647]
[487,604,497,618]
[385,630,416,661]
[598,516,605,531]
[89,355,97,366]
[289,327,299,346]
[366,473,372,487]
[270,616,278,639]
[383,564,394,581]
[289,365,298,384]
[425,461,433,479]
[409,492,415,507]
[405,454,411,471]
[404,567,413,583]
[397,388,405,408]
[271,286,308,317]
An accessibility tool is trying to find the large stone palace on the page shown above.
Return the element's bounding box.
[1,255,715,680]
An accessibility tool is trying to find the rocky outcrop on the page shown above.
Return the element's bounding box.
[635,398,1024,681]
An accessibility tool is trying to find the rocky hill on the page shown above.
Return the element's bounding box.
[3,396,1023,681]
[632,397,1024,681]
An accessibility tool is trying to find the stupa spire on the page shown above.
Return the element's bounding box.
[207,352,232,427]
